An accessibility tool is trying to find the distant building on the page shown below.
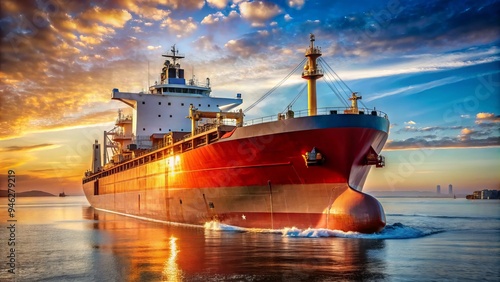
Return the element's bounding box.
[481,189,499,199]
[467,189,499,200]
[449,184,453,195]
[437,185,441,194]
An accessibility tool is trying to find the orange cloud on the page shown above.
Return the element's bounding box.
[476,112,500,123]
[206,0,228,9]
[459,128,474,140]
[1,144,56,152]
[79,35,103,45]
[80,7,132,28]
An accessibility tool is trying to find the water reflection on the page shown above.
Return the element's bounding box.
[83,207,386,281]
[163,236,183,281]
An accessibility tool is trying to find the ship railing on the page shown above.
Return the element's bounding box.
[301,69,324,76]
[244,107,388,126]
[152,80,210,88]
[132,136,152,149]
[113,133,133,139]
[115,116,132,124]
[305,47,322,56]
[186,80,210,88]
[181,123,219,140]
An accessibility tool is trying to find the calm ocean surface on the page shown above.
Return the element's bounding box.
[1,196,499,281]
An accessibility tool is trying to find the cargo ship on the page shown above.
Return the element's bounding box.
[82,35,390,233]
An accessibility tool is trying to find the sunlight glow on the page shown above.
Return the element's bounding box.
[162,236,183,281]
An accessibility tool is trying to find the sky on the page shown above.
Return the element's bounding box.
[0,0,499,195]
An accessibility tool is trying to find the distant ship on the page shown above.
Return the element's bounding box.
[82,35,390,233]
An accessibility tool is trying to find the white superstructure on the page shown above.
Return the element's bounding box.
[103,45,242,165]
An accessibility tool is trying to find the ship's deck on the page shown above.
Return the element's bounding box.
[244,106,388,126]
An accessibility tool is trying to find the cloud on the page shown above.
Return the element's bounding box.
[319,0,500,57]
[201,11,239,25]
[284,14,293,21]
[224,29,273,57]
[167,0,205,9]
[288,0,305,9]
[476,112,500,123]
[405,120,416,125]
[0,143,56,152]
[132,26,143,33]
[385,136,500,150]
[397,125,465,134]
[79,35,102,45]
[459,128,474,140]
[192,35,221,52]
[0,22,148,140]
[365,76,469,102]
[225,39,253,57]
[239,1,282,25]
[160,17,197,37]
[123,2,171,21]
[147,45,162,50]
[80,7,132,28]
[390,113,499,149]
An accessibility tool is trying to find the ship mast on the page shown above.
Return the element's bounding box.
[162,44,185,65]
[160,45,186,84]
[302,34,324,116]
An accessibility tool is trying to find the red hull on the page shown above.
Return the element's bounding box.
[83,114,389,233]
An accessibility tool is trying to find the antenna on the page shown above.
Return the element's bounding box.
[147,60,150,87]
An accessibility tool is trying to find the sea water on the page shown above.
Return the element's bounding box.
[0,196,498,281]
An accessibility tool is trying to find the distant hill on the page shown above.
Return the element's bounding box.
[0,190,56,197]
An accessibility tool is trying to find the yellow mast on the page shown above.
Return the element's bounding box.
[301,34,324,116]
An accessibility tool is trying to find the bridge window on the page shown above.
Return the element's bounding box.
[158,114,161,117]
[158,102,161,105]
[181,103,184,106]
[168,102,171,106]
[143,128,146,131]
[142,101,145,104]
[170,115,172,118]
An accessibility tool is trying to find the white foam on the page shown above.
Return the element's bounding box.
[205,221,440,239]
[282,223,439,239]
[204,221,246,232]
